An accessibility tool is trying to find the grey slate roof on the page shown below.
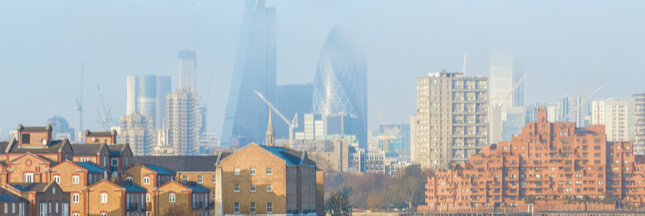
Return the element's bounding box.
[9,182,53,192]
[0,141,9,153]
[8,139,68,154]
[184,182,210,193]
[0,187,28,202]
[70,144,104,156]
[107,144,128,156]
[21,126,47,132]
[133,156,220,172]
[76,162,107,173]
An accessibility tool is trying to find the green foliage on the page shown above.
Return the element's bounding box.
[326,190,352,216]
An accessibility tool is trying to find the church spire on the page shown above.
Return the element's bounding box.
[266,107,275,146]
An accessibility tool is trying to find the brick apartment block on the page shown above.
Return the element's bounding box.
[422,109,645,212]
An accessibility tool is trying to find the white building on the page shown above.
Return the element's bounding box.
[126,75,171,129]
[591,98,630,142]
[178,50,197,92]
[488,53,523,145]
[632,93,645,155]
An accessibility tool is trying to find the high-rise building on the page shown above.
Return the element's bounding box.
[313,26,367,149]
[592,98,630,142]
[410,115,417,163]
[177,50,197,92]
[120,113,156,156]
[488,53,523,145]
[414,71,488,169]
[378,124,410,153]
[166,89,202,155]
[501,106,526,141]
[632,93,645,155]
[525,103,556,123]
[221,0,276,148]
[556,95,590,127]
[275,84,313,139]
[294,113,324,140]
[126,75,171,129]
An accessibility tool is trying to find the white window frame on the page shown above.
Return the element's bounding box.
[72,193,80,203]
[266,168,272,175]
[250,168,256,176]
[146,193,150,203]
[24,173,34,183]
[169,193,176,203]
[266,185,273,192]
[234,168,240,176]
[234,203,240,214]
[250,185,256,192]
[72,176,80,184]
[234,185,240,192]
[100,193,108,203]
[250,202,256,213]
[53,176,60,184]
[143,177,150,185]
[266,202,273,214]
[198,175,203,184]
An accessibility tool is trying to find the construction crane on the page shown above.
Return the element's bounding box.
[96,84,112,130]
[372,96,390,153]
[497,73,528,108]
[75,62,84,143]
[254,90,298,147]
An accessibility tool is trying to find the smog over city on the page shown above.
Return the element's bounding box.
[1,1,645,215]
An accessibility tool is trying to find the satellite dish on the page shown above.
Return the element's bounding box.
[42,139,47,145]
[92,137,97,142]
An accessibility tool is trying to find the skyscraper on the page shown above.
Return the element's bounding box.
[414,71,488,169]
[275,84,313,139]
[556,95,590,127]
[126,75,171,129]
[313,26,367,149]
[178,50,197,92]
[592,98,630,142]
[221,0,276,147]
[632,93,645,155]
[488,53,523,145]
[120,113,156,156]
[166,89,202,155]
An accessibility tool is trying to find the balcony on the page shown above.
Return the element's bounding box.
[205,202,214,210]
[193,201,204,209]
[126,203,138,211]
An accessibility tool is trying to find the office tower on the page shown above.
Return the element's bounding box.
[488,53,523,145]
[166,89,202,155]
[525,103,556,123]
[632,93,645,155]
[556,95,590,127]
[275,84,313,139]
[126,75,171,129]
[46,114,76,142]
[414,71,488,169]
[378,124,410,153]
[410,115,417,162]
[313,26,367,149]
[177,50,197,92]
[501,107,526,141]
[120,113,156,155]
[295,113,324,140]
[592,98,630,142]
[221,0,277,147]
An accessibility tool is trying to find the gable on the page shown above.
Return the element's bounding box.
[220,144,287,167]
[158,181,191,192]
[10,153,52,166]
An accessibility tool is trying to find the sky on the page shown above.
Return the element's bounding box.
[1,0,644,140]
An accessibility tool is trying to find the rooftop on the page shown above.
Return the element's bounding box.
[133,155,221,172]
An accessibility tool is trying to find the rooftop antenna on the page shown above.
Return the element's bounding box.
[462,51,467,75]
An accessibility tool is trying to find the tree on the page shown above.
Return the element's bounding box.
[326,190,352,216]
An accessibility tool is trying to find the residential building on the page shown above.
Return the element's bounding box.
[421,109,645,213]
[177,50,197,92]
[126,75,171,129]
[48,161,107,216]
[221,0,277,148]
[120,113,156,156]
[313,26,367,149]
[85,130,117,144]
[308,140,351,172]
[198,131,220,155]
[0,187,29,216]
[7,182,69,216]
[414,71,488,169]
[86,180,147,216]
[152,181,210,216]
[166,89,202,155]
[488,53,524,145]
[633,93,645,155]
[592,98,630,142]
[556,95,590,127]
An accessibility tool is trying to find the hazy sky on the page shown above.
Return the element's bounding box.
[1,0,644,139]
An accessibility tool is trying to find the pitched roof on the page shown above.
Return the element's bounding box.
[86,131,113,137]
[0,141,10,153]
[9,182,53,192]
[76,162,107,173]
[8,139,68,154]
[133,156,219,172]
[0,187,28,202]
[70,144,104,156]
[260,145,303,166]
[21,126,48,132]
[143,164,175,175]
[117,182,147,193]
[184,182,210,193]
[107,144,128,156]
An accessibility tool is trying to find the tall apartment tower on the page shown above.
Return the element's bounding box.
[556,95,590,127]
[177,50,197,92]
[120,113,156,155]
[126,75,171,129]
[488,53,523,145]
[166,89,202,155]
[415,71,488,169]
[632,93,645,155]
[591,98,630,142]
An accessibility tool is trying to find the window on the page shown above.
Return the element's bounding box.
[146,193,150,203]
[4,203,7,214]
[111,158,118,172]
[73,213,80,216]
[234,185,240,192]
[72,193,80,203]
[55,202,58,214]
[21,134,30,144]
[250,202,256,213]
[72,176,80,184]
[198,175,203,184]
[100,193,108,203]
[250,168,256,176]
[143,177,150,185]
[19,203,24,216]
[234,168,240,176]
[169,193,176,203]
[53,176,60,184]
[101,213,107,216]
[266,168,272,175]
[40,201,46,216]
[250,185,256,192]
[61,201,67,216]
[266,185,273,192]
[266,203,273,213]
[182,175,188,183]
[234,203,240,214]
[212,175,216,184]
[24,173,34,183]
[126,177,133,182]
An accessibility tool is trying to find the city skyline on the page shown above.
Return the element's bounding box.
[1,1,644,140]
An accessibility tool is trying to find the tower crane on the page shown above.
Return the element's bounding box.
[254,90,298,147]
[75,62,84,143]
[96,84,112,130]
[372,96,390,153]
[497,73,528,108]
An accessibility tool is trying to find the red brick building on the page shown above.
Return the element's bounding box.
[423,109,645,212]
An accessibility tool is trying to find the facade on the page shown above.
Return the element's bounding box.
[632,93,645,155]
[422,109,645,212]
[488,53,524,145]
[313,26,367,149]
[556,95,590,128]
[308,140,351,172]
[502,106,526,141]
[592,98,630,142]
[221,0,277,148]
[177,50,197,92]
[126,75,171,129]
[414,71,488,169]
[120,113,156,156]
[276,84,314,140]
[166,89,202,155]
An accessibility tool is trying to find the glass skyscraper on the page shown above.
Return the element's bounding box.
[221,0,276,147]
[313,26,367,149]
[126,75,171,129]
